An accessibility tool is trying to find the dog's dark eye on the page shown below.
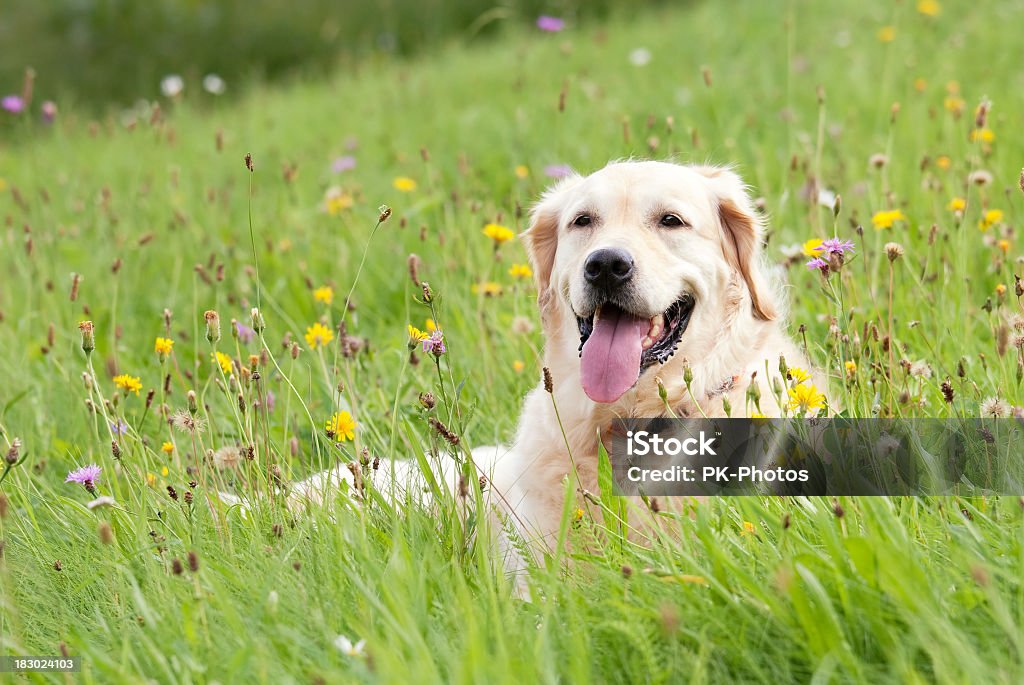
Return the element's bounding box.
[660,214,687,228]
[572,214,592,228]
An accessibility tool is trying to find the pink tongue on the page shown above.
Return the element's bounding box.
[580,306,648,403]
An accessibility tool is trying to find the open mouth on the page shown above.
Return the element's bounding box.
[575,294,695,403]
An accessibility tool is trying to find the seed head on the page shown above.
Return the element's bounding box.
[378,205,392,224]
[543,367,553,393]
[245,153,254,172]
[5,438,20,465]
[885,242,904,261]
[172,558,184,575]
[98,521,113,545]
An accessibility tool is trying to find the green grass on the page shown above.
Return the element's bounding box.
[3,0,1024,681]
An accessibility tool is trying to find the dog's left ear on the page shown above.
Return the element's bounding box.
[693,165,777,321]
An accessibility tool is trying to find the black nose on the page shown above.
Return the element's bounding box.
[584,248,635,292]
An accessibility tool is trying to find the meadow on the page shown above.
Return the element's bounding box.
[2,0,1024,682]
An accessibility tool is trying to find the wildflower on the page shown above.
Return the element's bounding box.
[234,321,256,343]
[511,316,535,334]
[787,367,811,385]
[629,48,653,67]
[2,95,25,114]
[914,77,927,91]
[87,496,116,510]
[909,360,932,378]
[514,165,529,179]
[425,318,437,332]
[422,330,446,357]
[113,374,143,396]
[801,238,823,256]
[742,521,756,535]
[885,242,905,261]
[536,15,565,32]
[331,156,356,173]
[871,209,907,230]
[202,74,226,95]
[573,508,585,521]
[407,325,430,346]
[326,411,357,441]
[935,155,952,170]
[66,464,102,493]
[313,285,334,305]
[378,205,392,223]
[155,337,174,360]
[109,419,129,437]
[544,164,573,179]
[161,441,174,454]
[513,360,526,373]
[845,360,857,377]
[868,153,889,169]
[79,320,95,354]
[204,310,221,343]
[814,238,855,270]
[968,169,993,186]
[917,0,940,15]
[996,283,1007,297]
[980,396,1011,418]
[392,177,417,192]
[334,635,366,658]
[509,263,533,279]
[304,323,334,349]
[160,75,184,97]
[970,128,995,143]
[877,26,896,42]
[948,197,966,212]
[324,187,354,215]
[786,383,826,415]
[806,257,829,272]
[213,446,241,470]
[483,223,515,244]
[979,209,1004,230]
[997,239,1011,254]
[213,351,233,374]
[471,281,503,296]
[171,409,207,434]
[943,96,965,115]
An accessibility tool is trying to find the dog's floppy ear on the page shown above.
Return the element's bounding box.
[692,165,777,321]
[520,173,582,317]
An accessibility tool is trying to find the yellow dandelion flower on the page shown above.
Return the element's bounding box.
[513,359,525,373]
[326,411,357,441]
[514,165,529,179]
[787,366,811,385]
[509,263,533,279]
[947,197,966,212]
[944,96,965,114]
[324,187,354,215]
[471,281,503,297]
[161,441,174,454]
[407,324,430,344]
[979,209,1004,230]
[871,209,907,230]
[146,472,157,487]
[425,318,437,332]
[304,322,334,349]
[935,155,952,170]
[392,177,417,192]
[916,0,940,16]
[970,128,995,143]
[845,360,857,377]
[113,374,142,396]
[786,383,826,414]
[212,351,233,374]
[573,508,585,522]
[749,411,767,419]
[155,337,174,360]
[483,223,515,244]
[742,521,756,534]
[996,283,1008,297]
[313,285,334,305]
[161,466,169,477]
[998,239,1011,254]
[801,238,824,257]
[877,26,896,42]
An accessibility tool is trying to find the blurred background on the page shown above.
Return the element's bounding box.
[0,0,665,111]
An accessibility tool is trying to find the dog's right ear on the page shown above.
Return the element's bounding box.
[520,173,581,318]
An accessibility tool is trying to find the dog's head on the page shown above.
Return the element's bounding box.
[522,161,775,404]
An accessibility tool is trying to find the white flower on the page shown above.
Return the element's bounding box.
[629,48,652,67]
[980,396,1011,418]
[334,635,366,657]
[87,496,116,509]
[203,74,226,95]
[160,74,184,98]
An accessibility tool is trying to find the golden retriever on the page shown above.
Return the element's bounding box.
[288,160,814,583]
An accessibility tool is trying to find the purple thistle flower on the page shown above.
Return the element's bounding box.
[109,419,129,437]
[544,164,572,179]
[2,95,25,114]
[422,330,446,356]
[806,257,829,271]
[331,155,356,173]
[536,15,565,32]
[66,464,102,493]
[814,238,855,257]
[235,321,256,343]
[265,390,276,413]
[40,100,57,123]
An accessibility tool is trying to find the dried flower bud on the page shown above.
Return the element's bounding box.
[5,438,20,465]
[421,282,433,303]
[251,307,265,334]
[204,310,221,343]
[885,242,904,261]
[378,205,392,223]
[187,390,198,416]
[418,391,436,410]
[655,376,668,402]
[543,367,553,393]
[245,153,254,172]
[172,558,183,575]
